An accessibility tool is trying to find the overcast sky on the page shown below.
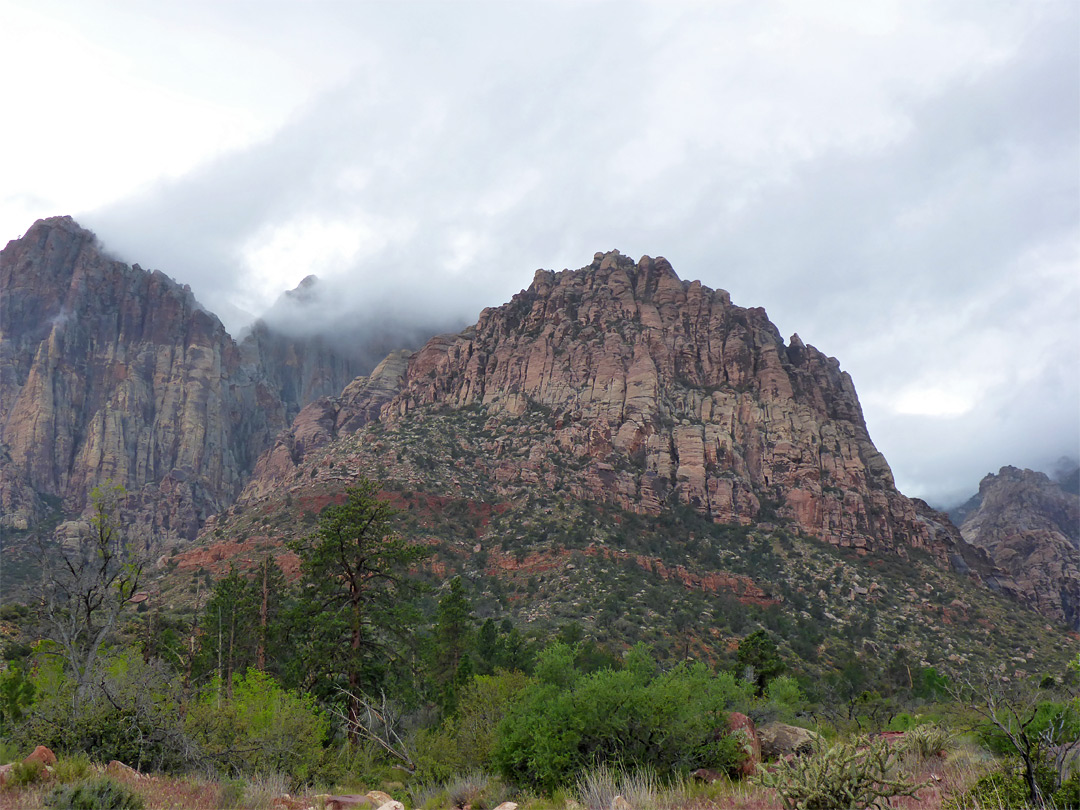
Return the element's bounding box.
[1,0,1076,507]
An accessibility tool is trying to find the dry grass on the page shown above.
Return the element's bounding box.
[0,742,1000,810]
[0,767,317,810]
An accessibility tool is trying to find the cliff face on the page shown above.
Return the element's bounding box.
[954,465,1080,628]
[0,217,355,545]
[241,250,946,557]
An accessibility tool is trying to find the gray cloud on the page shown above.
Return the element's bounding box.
[47,1,1078,506]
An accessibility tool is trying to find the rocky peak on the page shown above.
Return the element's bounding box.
[954,465,1080,628]
[0,217,387,561]
[250,252,951,561]
[0,217,295,544]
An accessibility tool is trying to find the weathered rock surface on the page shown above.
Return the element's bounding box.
[0,217,360,552]
[245,251,954,557]
[23,745,57,768]
[727,711,761,776]
[952,465,1080,628]
[758,722,820,759]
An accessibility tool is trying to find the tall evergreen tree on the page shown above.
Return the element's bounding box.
[289,479,430,736]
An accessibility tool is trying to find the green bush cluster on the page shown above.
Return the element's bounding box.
[492,642,755,792]
[947,756,1080,810]
[185,669,329,783]
[6,758,47,787]
[12,648,190,772]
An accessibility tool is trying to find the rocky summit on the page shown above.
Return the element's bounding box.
[188,250,1073,676]
[247,250,956,557]
[2,224,1068,655]
[952,465,1080,628]
[0,217,361,554]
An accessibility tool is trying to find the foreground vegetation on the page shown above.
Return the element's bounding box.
[2,481,1077,809]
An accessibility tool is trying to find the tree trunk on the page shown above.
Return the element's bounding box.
[257,558,268,671]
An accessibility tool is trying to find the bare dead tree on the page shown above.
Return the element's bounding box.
[329,687,416,772]
[949,670,1079,808]
[38,483,145,709]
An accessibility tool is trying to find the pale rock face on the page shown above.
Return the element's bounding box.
[955,466,1080,628]
[0,217,355,546]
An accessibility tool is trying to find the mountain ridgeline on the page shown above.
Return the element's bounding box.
[252,250,945,552]
[0,219,1071,648]
[951,464,1080,629]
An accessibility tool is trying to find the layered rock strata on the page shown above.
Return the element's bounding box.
[0,217,354,544]
[241,250,950,558]
[954,466,1080,628]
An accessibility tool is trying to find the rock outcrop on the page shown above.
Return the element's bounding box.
[0,217,360,549]
[952,465,1080,628]
[249,250,951,557]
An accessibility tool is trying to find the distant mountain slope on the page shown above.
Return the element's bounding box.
[177,253,1072,678]
[0,218,369,554]
[952,464,1080,628]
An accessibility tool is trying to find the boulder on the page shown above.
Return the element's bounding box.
[492,803,519,810]
[758,722,821,759]
[727,711,761,776]
[366,791,394,806]
[324,796,375,810]
[375,802,404,810]
[23,745,57,767]
[0,763,14,786]
[106,760,142,779]
[611,797,633,810]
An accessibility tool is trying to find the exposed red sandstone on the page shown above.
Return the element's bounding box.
[241,250,951,558]
[954,466,1080,628]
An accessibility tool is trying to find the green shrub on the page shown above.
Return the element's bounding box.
[899,723,952,762]
[6,758,47,787]
[217,777,245,808]
[15,647,190,772]
[1052,770,1080,808]
[764,675,806,723]
[185,669,328,783]
[54,753,93,783]
[945,756,1063,810]
[752,736,925,810]
[493,642,755,791]
[44,776,144,809]
[0,741,20,765]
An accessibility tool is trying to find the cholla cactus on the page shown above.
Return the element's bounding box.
[752,736,927,810]
[901,723,953,762]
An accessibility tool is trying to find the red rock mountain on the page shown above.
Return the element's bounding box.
[952,465,1080,628]
[0,217,362,545]
[242,250,961,560]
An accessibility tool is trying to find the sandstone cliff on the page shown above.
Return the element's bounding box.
[238,250,953,559]
[953,465,1080,628]
[0,217,360,547]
